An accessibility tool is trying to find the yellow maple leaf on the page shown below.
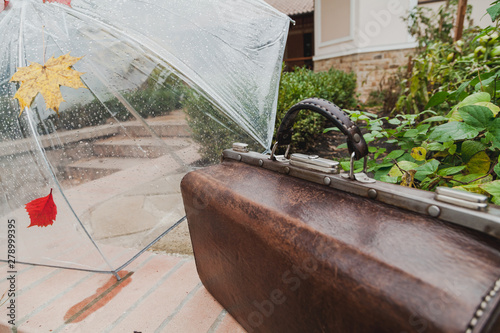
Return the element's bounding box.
[10,53,86,116]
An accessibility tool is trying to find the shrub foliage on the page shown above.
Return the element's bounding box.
[276,67,357,148]
[330,1,500,204]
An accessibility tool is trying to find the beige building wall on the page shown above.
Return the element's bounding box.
[314,0,494,102]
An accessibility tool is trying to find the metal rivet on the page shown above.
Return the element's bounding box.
[284,167,290,174]
[481,301,488,309]
[476,309,484,317]
[470,318,478,327]
[353,133,361,143]
[259,159,264,167]
[237,155,242,161]
[368,189,377,199]
[428,205,441,217]
[323,177,331,185]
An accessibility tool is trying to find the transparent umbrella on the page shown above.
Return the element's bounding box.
[0,0,290,277]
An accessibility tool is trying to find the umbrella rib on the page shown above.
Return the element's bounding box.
[15,2,122,279]
[23,107,121,280]
[28,17,189,195]
[20,2,189,272]
[89,62,188,169]
[54,2,268,148]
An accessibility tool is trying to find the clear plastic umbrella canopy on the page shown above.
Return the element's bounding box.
[0,0,289,276]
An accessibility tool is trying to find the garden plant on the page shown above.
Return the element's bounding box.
[330,0,500,204]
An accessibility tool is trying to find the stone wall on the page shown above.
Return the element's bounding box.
[314,48,414,103]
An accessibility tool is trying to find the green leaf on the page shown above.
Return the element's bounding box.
[492,196,500,206]
[486,130,500,150]
[429,122,479,142]
[404,129,419,138]
[448,92,491,121]
[374,166,393,179]
[388,118,401,125]
[337,143,348,149]
[480,181,500,198]
[488,118,500,131]
[461,140,486,163]
[474,102,500,117]
[443,141,455,149]
[450,81,471,102]
[398,153,417,163]
[472,71,500,91]
[425,142,445,151]
[453,173,492,185]
[487,3,500,21]
[422,116,448,123]
[475,74,500,92]
[494,163,500,178]
[437,166,466,176]
[379,175,400,184]
[388,161,419,178]
[448,143,457,155]
[374,148,386,160]
[467,151,491,174]
[459,93,492,106]
[417,123,431,134]
[363,133,375,143]
[454,183,489,195]
[425,91,449,109]
[414,159,440,181]
[324,127,340,133]
[458,105,494,130]
[384,150,405,161]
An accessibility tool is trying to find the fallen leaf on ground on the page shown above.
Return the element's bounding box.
[25,189,58,228]
[10,53,85,115]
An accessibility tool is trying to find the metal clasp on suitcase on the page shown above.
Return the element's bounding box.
[225,98,500,240]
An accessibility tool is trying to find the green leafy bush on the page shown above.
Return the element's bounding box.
[337,91,499,203]
[182,88,259,165]
[396,1,500,115]
[276,67,357,148]
[329,1,500,204]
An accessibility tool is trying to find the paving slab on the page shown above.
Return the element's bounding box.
[0,252,244,332]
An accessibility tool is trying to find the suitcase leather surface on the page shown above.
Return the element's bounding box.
[181,159,500,333]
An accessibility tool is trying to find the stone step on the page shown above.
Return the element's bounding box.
[120,122,191,138]
[65,157,147,182]
[92,137,192,158]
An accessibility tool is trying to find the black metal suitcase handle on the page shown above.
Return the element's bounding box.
[274,98,368,160]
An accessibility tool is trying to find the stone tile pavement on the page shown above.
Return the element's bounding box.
[0,111,246,332]
[0,248,245,332]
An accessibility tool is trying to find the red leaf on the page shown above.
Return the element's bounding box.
[43,0,71,7]
[25,189,58,228]
[0,1,9,13]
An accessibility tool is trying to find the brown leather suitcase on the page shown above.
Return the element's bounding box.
[181,98,500,333]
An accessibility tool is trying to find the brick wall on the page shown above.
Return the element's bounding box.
[314,48,414,102]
